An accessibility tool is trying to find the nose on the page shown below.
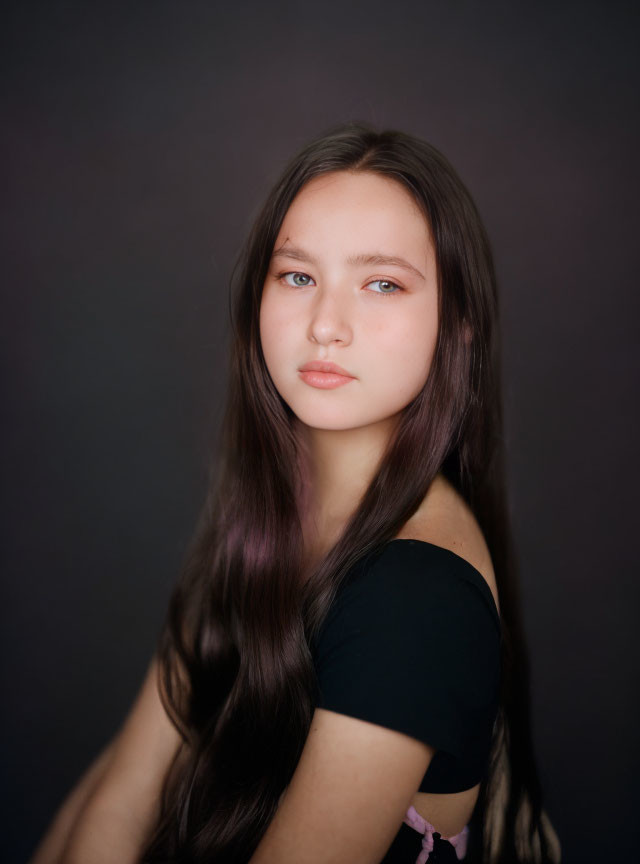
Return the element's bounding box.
[308,286,353,347]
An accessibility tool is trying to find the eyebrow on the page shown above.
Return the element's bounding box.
[271,244,426,282]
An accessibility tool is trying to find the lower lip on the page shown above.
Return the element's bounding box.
[298,370,355,389]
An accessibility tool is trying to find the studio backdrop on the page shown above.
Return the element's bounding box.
[2,3,638,863]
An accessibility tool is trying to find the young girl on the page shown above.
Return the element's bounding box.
[31,123,561,864]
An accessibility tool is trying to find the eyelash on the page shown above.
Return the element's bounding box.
[275,270,404,297]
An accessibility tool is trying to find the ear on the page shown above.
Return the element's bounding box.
[463,321,472,345]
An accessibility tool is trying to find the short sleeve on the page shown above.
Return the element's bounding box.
[312,540,501,777]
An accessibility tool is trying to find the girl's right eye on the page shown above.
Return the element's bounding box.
[278,271,315,287]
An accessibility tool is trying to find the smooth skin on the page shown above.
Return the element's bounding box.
[31,170,500,863]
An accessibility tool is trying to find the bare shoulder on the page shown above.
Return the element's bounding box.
[395,472,500,616]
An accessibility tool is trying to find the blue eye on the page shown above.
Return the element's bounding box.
[367,279,402,295]
[277,271,402,296]
[282,272,314,287]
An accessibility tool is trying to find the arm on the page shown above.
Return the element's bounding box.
[29,655,184,864]
[28,739,117,864]
[249,706,435,864]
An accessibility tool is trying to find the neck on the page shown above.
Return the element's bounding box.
[295,414,400,561]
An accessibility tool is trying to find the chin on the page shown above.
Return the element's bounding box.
[296,415,360,432]
[291,407,387,433]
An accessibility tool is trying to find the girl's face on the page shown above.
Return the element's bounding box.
[259,170,439,433]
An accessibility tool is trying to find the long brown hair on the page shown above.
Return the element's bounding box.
[141,122,561,863]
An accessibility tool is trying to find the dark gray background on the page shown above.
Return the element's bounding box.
[3,2,638,862]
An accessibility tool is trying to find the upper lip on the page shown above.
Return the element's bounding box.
[299,360,355,377]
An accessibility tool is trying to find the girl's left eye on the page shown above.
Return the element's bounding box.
[277,272,403,296]
[367,279,403,296]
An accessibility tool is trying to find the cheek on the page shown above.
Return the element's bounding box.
[369,310,438,397]
[259,294,295,373]
[259,295,279,356]
[362,315,437,412]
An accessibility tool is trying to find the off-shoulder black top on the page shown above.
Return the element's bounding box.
[311,538,501,795]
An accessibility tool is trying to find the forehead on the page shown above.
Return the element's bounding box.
[273,171,432,257]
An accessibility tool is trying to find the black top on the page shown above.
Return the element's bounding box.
[311,539,501,794]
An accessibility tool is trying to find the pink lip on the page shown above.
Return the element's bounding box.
[298,360,356,390]
[298,361,354,376]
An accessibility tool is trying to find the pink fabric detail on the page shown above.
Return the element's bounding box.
[402,805,469,863]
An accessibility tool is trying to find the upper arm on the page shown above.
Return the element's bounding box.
[249,706,435,864]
